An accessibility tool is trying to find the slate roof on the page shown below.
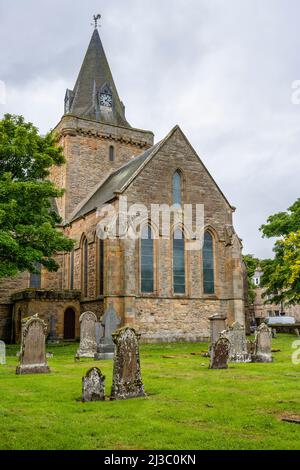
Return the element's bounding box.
[70,140,162,222]
[66,29,130,127]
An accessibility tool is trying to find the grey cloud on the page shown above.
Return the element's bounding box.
[0,0,299,259]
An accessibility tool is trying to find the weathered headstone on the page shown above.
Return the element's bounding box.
[209,336,230,370]
[95,304,121,360]
[76,311,98,359]
[47,314,58,343]
[252,323,273,363]
[209,314,227,346]
[82,367,105,402]
[0,341,6,365]
[110,327,146,400]
[16,314,50,375]
[222,322,251,363]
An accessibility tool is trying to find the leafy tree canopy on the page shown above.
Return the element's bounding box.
[0,114,73,278]
[259,199,300,304]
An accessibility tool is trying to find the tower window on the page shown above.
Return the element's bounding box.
[109,145,115,162]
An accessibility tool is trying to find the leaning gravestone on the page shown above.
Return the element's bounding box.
[76,311,98,359]
[222,322,251,363]
[95,304,121,360]
[209,336,230,370]
[252,323,273,363]
[16,314,50,375]
[110,327,146,400]
[82,367,105,402]
[0,341,6,365]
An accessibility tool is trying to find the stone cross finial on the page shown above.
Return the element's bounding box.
[92,14,101,29]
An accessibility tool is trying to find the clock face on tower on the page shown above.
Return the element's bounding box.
[100,93,113,108]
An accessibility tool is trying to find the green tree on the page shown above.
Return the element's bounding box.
[0,114,73,278]
[243,254,260,304]
[260,199,300,304]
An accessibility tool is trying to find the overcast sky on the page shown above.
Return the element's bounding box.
[0,0,299,258]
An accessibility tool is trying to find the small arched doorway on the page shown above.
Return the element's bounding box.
[64,308,76,340]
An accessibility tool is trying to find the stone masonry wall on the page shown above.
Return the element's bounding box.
[51,115,154,222]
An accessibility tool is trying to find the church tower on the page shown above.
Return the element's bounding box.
[51,26,154,223]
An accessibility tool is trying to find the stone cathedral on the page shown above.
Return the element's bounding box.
[0,28,246,344]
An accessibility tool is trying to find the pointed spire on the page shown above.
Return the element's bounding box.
[65,28,130,127]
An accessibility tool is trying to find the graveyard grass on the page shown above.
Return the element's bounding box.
[0,334,299,450]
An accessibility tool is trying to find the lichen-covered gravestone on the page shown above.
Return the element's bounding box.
[222,322,251,363]
[95,304,121,360]
[16,314,50,375]
[47,314,58,343]
[252,323,273,363]
[0,341,6,365]
[209,336,230,370]
[76,311,98,359]
[110,327,146,400]
[82,367,105,402]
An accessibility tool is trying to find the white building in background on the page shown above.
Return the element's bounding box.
[252,270,300,323]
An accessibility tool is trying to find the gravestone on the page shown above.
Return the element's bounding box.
[0,341,6,365]
[47,315,58,343]
[209,314,227,346]
[209,336,230,370]
[76,311,98,359]
[110,327,146,400]
[16,314,50,375]
[222,322,251,363]
[95,304,121,360]
[82,367,105,402]
[252,323,273,363]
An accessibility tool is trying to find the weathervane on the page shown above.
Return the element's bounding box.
[92,14,101,29]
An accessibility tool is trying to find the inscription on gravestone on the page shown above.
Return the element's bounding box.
[252,323,273,363]
[110,327,146,400]
[16,314,50,375]
[209,336,230,370]
[76,311,98,359]
[222,322,251,363]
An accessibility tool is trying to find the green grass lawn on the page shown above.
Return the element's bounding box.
[0,334,299,450]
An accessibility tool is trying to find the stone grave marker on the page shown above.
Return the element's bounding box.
[209,336,230,370]
[0,341,6,365]
[252,323,273,363]
[76,311,98,359]
[95,304,121,360]
[82,367,105,402]
[209,314,227,347]
[16,314,50,375]
[110,327,146,400]
[222,322,251,363]
[47,314,58,343]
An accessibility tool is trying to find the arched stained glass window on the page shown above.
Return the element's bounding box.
[173,171,182,206]
[82,238,88,297]
[140,225,154,293]
[98,238,104,296]
[69,251,74,290]
[203,231,215,294]
[29,263,41,289]
[173,228,185,294]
